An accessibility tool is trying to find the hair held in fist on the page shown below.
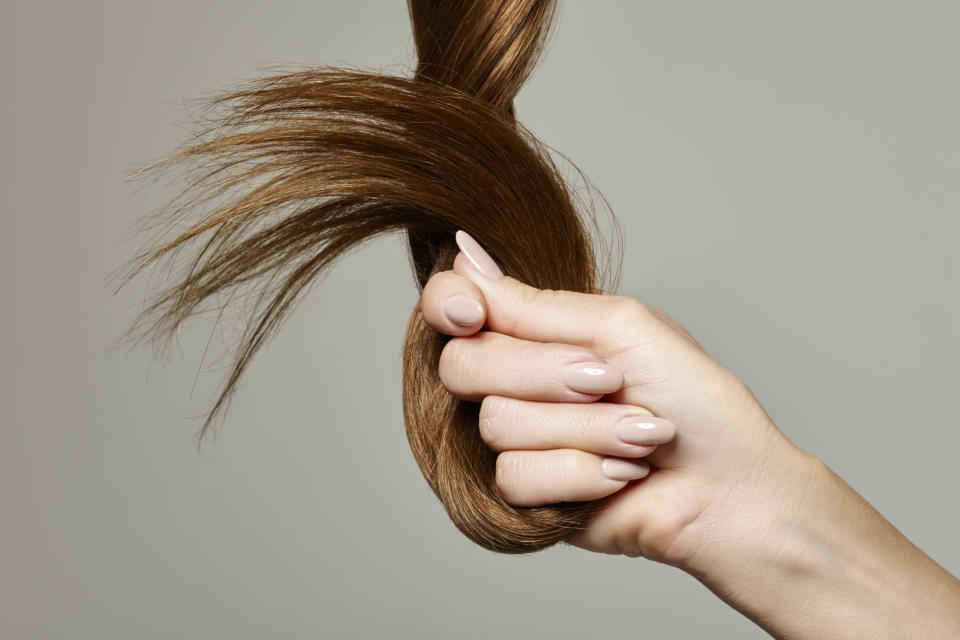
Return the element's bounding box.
[119,0,621,553]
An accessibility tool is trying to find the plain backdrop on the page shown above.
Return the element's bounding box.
[2,1,958,638]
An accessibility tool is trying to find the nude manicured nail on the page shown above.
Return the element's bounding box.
[455,230,504,280]
[563,361,624,395]
[615,416,676,446]
[444,295,484,326]
[602,457,650,481]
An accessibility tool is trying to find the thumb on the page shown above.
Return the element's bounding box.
[453,230,642,351]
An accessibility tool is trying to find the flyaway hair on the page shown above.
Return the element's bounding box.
[119,0,620,553]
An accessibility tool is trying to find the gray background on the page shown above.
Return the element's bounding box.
[2,1,957,638]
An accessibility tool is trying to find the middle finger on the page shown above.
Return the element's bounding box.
[438,331,623,403]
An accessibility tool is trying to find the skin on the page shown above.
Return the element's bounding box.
[419,243,960,639]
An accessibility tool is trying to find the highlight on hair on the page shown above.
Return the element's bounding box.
[117,0,621,553]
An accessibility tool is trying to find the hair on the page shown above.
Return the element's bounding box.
[118,0,620,553]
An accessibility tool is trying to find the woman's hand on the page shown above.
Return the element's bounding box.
[418,231,960,640]
[421,231,805,567]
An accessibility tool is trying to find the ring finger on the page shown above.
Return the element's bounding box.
[439,331,624,403]
[479,395,676,458]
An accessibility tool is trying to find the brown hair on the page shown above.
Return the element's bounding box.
[118,0,618,553]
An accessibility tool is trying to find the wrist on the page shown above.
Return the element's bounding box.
[672,432,818,583]
[677,438,960,639]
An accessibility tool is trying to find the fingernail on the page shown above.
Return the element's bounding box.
[455,230,504,280]
[615,416,676,446]
[602,457,650,481]
[563,361,624,395]
[444,295,484,326]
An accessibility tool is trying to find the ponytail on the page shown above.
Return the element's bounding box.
[120,0,614,553]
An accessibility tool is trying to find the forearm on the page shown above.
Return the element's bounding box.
[684,443,960,639]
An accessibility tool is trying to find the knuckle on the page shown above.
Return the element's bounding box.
[531,287,563,306]
[419,272,442,300]
[478,395,510,451]
[494,451,526,500]
[608,295,654,327]
[437,338,471,394]
[611,294,649,318]
[509,286,562,336]
[581,406,614,441]
[419,272,452,315]
[559,450,587,483]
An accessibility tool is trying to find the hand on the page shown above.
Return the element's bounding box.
[420,231,808,567]
[420,232,960,639]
